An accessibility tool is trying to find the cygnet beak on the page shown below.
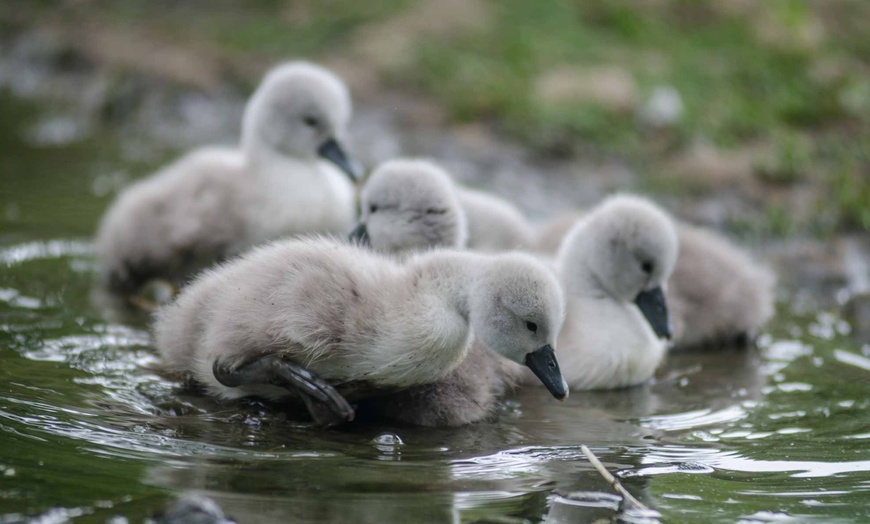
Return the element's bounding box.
[348,222,370,246]
[318,138,360,181]
[635,286,672,340]
[524,344,569,400]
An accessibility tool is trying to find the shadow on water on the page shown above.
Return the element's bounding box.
[1,88,869,523]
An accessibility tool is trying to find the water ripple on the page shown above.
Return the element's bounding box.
[638,405,748,431]
[0,239,92,266]
[637,446,870,479]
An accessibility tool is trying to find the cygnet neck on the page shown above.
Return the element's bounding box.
[408,250,486,320]
[243,139,316,174]
[559,231,614,301]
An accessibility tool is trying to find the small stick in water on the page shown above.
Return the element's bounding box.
[127,295,159,312]
[127,279,178,312]
[580,444,649,512]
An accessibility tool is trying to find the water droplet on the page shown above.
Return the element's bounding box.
[372,432,403,446]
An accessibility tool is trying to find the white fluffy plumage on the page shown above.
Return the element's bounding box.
[95,62,356,292]
[154,237,564,407]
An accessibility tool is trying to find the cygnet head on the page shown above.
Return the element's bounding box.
[471,254,568,399]
[350,159,467,253]
[241,61,358,180]
[559,194,678,339]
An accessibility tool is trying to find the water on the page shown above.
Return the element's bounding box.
[1,92,869,524]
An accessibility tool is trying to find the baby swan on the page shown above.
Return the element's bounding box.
[550,195,678,390]
[351,159,533,253]
[154,237,567,426]
[535,210,775,349]
[351,159,467,253]
[458,188,535,252]
[96,62,359,293]
[667,223,775,349]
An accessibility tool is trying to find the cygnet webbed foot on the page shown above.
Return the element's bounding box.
[213,354,354,427]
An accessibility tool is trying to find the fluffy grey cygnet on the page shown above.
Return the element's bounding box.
[458,188,535,252]
[351,159,533,253]
[352,159,468,254]
[154,237,567,426]
[547,195,678,390]
[95,62,359,293]
[347,159,531,425]
[535,208,775,349]
[667,223,775,349]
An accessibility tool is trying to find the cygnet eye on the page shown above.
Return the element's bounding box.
[641,260,654,274]
[426,208,447,215]
[370,204,379,214]
[303,116,319,128]
[525,321,538,333]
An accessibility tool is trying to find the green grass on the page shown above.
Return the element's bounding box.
[753,132,812,185]
[401,1,843,145]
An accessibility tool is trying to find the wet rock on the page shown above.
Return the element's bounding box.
[534,66,639,113]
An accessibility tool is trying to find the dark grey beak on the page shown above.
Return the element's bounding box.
[524,344,569,400]
[635,286,672,339]
[318,138,359,181]
[348,222,370,246]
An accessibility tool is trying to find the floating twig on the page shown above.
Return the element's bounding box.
[580,444,649,512]
[128,295,159,312]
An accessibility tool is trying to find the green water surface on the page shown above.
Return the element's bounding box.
[1,93,869,523]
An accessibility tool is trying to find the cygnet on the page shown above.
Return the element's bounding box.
[536,209,775,349]
[351,159,467,254]
[154,237,568,426]
[350,159,533,253]
[667,222,775,349]
[549,195,678,390]
[96,61,359,293]
[458,188,535,252]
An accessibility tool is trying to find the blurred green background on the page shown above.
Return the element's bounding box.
[2,0,868,234]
